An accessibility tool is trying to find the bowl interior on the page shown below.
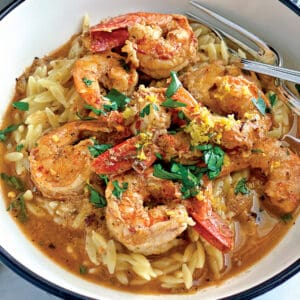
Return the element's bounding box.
[0,0,299,299]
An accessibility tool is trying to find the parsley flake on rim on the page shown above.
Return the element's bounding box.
[234,178,250,195]
[267,92,277,107]
[280,213,293,224]
[13,101,29,111]
[86,184,107,208]
[112,180,128,199]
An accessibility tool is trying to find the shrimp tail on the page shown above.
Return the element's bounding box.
[187,198,234,253]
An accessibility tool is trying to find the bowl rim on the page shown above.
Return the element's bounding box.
[0,0,299,299]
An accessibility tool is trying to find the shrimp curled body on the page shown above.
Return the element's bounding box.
[105,170,194,255]
[90,12,198,79]
[72,51,138,108]
[29,121,128,200]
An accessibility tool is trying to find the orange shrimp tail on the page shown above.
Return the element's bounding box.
[187,198,234,253]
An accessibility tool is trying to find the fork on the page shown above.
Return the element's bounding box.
[186,0,300,116]
[186,0,300,152]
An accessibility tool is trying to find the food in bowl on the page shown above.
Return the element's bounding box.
[0,12,299,294]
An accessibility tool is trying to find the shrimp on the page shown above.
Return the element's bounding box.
[72,51,138,108]
[181,62,272,148]
[105,169,194,255]
[29,120,130,199]
[186,181,234,252]
[89,12,198,79]
[221,138,300,214]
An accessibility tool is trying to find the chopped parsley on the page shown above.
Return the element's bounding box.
[155,152,162,160]
[280,213,293,224]
[153,163,204,199]
[112,180,128,199]
[13,101,29,111]
[86,184,107,208]
[161,98,187,108]
[16,144,24,152]
[251,148,264,154]
[140,104,151,117]
[267,92,277,107]
[234,178,250,195]
[99,174,109,185]
[0,124,20,142]
[88,139,112,158]
[7,194,27,222]
[84,104,106,116]
[82,77,93,87]
[177,110,190,123]
[103,88,131,111]
[196,144,225,179]
[251,97,267,115]
[0,173,25,191]
[165,71,182,98]
[79,265,87,274]
[295,84,300,94]
[118,59,130,72]
[75,111,97,120]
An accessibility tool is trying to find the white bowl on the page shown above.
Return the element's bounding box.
[0,0,299,299]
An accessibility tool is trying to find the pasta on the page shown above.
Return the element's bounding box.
[0,12,299,295]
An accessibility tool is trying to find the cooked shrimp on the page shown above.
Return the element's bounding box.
[105,169,194,255]
[221,138,300,214]
[186,180,234,252]
[29,121,129,199]
[72,51,138,108]
[181,62,272,148]
[89,12,198,79]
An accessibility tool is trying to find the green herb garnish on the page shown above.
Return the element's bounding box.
[280,213,293,223]
[0,124,20,142]
[112,180,128,199]
[7,194,27,222]
[76,111,97,120]
[166,71,182,97]
[88,140,112,158]
[161,98,187,108]
[155,152,162,160]
[99,174,109,185]
[84,104,106,116]
[234,178,250,195]
[178,110,190,122]
[140,104,151,117]
[103,88,131,111]
[0,173,25,191]
[16,144,24,152]
[267,92,277,107]
[153,163,204,199]
[79,265,87,274]
[251,97,267,115]
[295,84,300,94]
[196,144,224,179]
[87,184,107,208]
[251,148,264,154]
[13,102,29,111]
[82,77,93,87]
[118,59,130,72]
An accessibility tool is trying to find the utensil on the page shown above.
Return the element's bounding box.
[186,0,300,116]
[186,0,300,152]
